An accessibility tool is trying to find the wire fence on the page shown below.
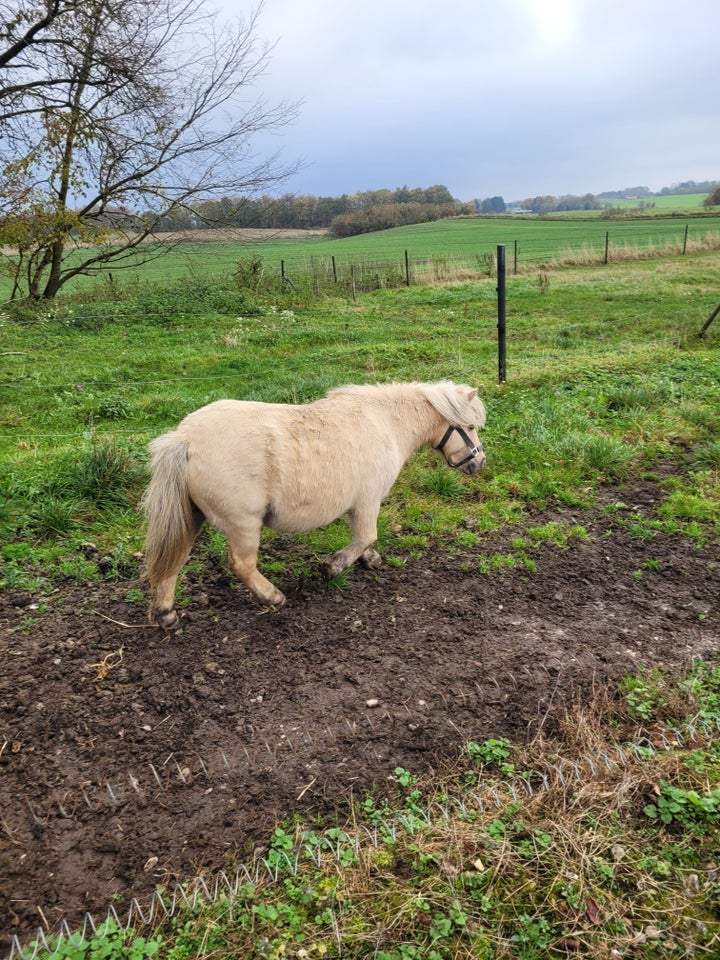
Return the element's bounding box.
[0,365,251,441]
[2,221,718,443]
[270,222,720,295]
[0,311,706,444]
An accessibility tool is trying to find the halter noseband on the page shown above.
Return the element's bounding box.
[434,425,483,469]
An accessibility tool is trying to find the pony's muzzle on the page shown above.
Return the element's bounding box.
[461,452,486,475]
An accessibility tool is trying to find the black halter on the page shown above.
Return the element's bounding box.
[434,425,483,469]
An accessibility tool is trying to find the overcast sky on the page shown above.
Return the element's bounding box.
[218,0,719,203]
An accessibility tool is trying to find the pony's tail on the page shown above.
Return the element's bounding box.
[141,431,194,587]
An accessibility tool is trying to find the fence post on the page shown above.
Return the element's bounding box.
[497,244,507,383]
[604,231,609,265]
[404,249,410,286]
[331,255,337,283]
[698,301,720,338]
[513,239,518,275]
[280,260,295,289]
[683,224,689,255]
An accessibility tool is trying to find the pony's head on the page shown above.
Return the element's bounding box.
[422,380,486,475]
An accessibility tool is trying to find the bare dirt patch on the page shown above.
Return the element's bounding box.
[0,228,328,257]
[157,228,329,242]
[1,469,718,951]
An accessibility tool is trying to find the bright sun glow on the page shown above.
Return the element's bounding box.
[526,0,577,46]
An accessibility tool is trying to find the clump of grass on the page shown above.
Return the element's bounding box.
[421,466,466,501]
[51,440,145,510]
[560,433,636,479]
[605,381,668,411]
[25,495,86,539]
[689,440,720,470]
[526,520,588,547]
[95,394,133,421]
[2,440,146,572]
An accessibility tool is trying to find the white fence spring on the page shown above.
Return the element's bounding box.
[7,715,710,960]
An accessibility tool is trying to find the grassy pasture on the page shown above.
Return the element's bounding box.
[1,249,719,590]
[3,249,720,959]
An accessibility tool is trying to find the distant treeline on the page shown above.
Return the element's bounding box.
[145,179,719,238]
[513,194,603,214]
[657,179,719,196]
[153,185,471,237]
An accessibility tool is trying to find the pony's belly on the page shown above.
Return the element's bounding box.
[265,500,345,533]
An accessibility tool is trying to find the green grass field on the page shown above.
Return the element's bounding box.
[607,192,711,211]
[2,247,719,587]
[3,244,720,960]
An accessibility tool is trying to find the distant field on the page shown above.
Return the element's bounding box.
[2,203,720,296]
[607,192,710,211]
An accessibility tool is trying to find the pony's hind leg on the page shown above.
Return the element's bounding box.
[150,576,183,630]
[226,523,287,607]
[148,506,204,629]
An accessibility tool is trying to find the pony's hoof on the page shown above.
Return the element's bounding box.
[151,608,179,630]
[325,554,347,578]
[254,588,286,608]
[360,549,382,570]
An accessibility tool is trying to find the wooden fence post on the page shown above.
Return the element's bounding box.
[404,249,410,286]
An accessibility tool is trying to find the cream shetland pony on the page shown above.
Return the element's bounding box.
[142,381,486,628]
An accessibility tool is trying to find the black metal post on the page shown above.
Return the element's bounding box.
[698,301,720,338]
[404,249,410,286]
[497,244,507,383]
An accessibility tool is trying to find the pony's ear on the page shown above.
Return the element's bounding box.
[466,387,478,401]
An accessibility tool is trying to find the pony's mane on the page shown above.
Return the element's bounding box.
[419,381,486,428]
[326,381,486,428]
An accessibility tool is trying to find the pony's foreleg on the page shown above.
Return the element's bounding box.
[326,505,381,577]
[226,524,287,607]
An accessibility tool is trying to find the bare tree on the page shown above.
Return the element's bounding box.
[0,0,299,299]
[1,0,79,71]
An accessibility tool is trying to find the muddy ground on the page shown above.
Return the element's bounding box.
[1,468,719,952]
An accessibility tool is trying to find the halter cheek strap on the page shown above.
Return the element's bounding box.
[434,425,483,469]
